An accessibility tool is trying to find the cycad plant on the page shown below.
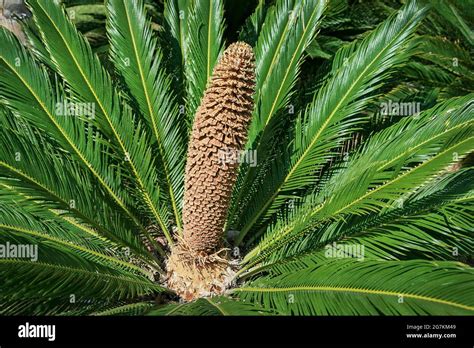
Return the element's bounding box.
[0,0,473,315]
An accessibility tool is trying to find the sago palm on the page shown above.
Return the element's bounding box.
[0,0,473,315]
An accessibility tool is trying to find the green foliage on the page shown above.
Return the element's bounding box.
[227,0,326,233]
[147,296,271,316]
[232,1,427,243]
[234,259,474,315]
[107,0,187,232]
[0,0,472,316]
[182,0,226,121]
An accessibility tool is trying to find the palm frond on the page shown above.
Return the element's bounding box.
[239,168,473,278]
[0,199,151,276]
[27,0,173,244]
[248,0,326,140]
[234,259,474,315]
[430,0,473,46]
[250,134,472,267]
[0,297,101,315]
[107,0,187,232]
[333,196,474,262]
[238,0,267,46]
[0,233,166,310]
[0,27,150,236]
[411,35,473,80]
[234,1,427,243]
[227,0,326,233]
[0,113,155,257]
[21,19,53,68]
[0,258,164,308]
[92,301,156,316]
[147,296,270,315]
[184,0,226,120]
[318,171,474,261]
[162,0,192,102]
[244,95,473,267]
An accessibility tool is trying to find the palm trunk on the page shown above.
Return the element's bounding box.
[166,42,255,300]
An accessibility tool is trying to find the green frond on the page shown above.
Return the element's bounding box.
[0,27,147,236]
[162,0,192,101]
[403,61,455,87]
[234,259,474,315]
[250,135,473,267]
[148,296,270,316]
[0,296,113,316]
[244,95,473,268]
[184,0,226,120]
[369,83,438,127]
[240,169,474,278]
[0,200,151,277]
[248,0,326,139]
[0,256,165,306]
[92,302,156,316]
[411,35,473,80]
[0,214,163,315]
[228,0,326,234]
[318,172,474,262]
[430,0,473,46]
[27,0,172,244]
[0,108,154,261]
[21,19,53,68]
[107,0,187,232]
[238,0,267,46]
[233,1,427,243]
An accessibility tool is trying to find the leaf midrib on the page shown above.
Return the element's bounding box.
[205,297,228,315]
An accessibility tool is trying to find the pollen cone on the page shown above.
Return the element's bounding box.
[182,41,255,254]
[166,42,255,301]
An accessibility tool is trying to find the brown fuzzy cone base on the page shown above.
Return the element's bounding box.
[166,241,235,301]
[166,42,255,300]
[182,42,255,253]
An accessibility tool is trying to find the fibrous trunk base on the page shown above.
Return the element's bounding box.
[165,241,235,301]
